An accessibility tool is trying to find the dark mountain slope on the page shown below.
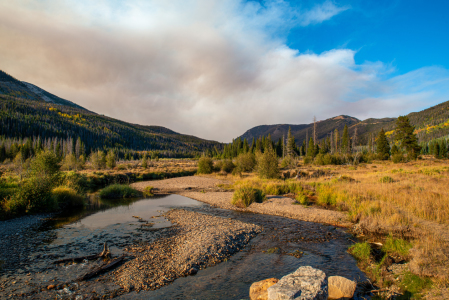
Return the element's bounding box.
[0,70,222,155]
[239,101,449,145]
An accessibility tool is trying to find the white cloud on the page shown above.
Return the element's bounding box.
[300,1,350,26]
[0,0,448,142]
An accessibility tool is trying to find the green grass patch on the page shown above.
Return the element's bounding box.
[99,184,142,199]
[231,187,265,208]
[348,242,371,263]
[379,176,394,183]
[399,272,432,295]
[382,236,413,258]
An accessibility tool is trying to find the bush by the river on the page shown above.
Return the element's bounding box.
[197,157,213,174]
[231,186,265,208]
[235,152,256,173]
[99,184,141,199]
[51,186,85,208]
[256,150,279,179]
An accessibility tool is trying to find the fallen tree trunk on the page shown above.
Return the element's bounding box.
[53,242,110,264]
[76,255,126,282]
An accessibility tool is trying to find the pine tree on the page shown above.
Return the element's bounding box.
[440,140,448,158]
[300,140,306,156]
[376,129,390,160]
[307,137,315,157]
[287,127,296,157]
[434,143,440,158]
[395,116,421,159]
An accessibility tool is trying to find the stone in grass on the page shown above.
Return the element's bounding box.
[328,276,356,299]
[267,266,327,300]
[250,278,279,300]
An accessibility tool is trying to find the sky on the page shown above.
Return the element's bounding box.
[1,0,449,142]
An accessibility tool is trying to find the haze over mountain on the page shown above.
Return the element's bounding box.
[0,70,222,156]
[1,1,449,142]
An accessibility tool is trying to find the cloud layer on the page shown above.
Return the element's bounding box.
[1,0,448,142]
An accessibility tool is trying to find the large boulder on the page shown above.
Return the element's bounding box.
[328,276,357,299]
[267,266,327,300]
[250,278,280,300]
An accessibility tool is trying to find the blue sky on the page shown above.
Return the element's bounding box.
[286,0,449,75]
[1,0,448,141]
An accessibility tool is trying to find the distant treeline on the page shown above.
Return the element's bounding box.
[0,95,223,158]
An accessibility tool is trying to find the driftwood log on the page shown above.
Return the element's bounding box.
[76,255,126,282]
[53,242,110,264]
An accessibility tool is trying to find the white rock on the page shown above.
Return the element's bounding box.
[267,266,327,300]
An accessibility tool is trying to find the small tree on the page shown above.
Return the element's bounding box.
[376,129,390,160]
[256,150,279,179]
[90,150,106,169]
[106,150,116,169]
[142,154,148,169]
[395,116,420,159]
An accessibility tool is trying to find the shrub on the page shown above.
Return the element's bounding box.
[28,150,60,178]
[219,159,235,173]
[52,186,84,208]
[303,156,312,164]
[349,242,371,262]
[143,185,154,196]
[231,187,265,208]
[256,150,280,179]
[379,176,394,183]
[317,186,337,206]
[116,164,127,171]
[295,193,308,205]
[7,176,57,214]
[280,156,293,168]
[99,184,141,199]
[235,152,256,172]
[197,157,213,174]
[392,153,404,163]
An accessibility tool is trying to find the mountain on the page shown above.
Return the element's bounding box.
[239,101,449,145]
[0,70,84,109]
[0,70,222,156]
[240,115,360,143]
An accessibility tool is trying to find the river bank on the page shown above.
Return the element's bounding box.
[0,191,367,299]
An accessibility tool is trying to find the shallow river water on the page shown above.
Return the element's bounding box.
[0,194,369,299]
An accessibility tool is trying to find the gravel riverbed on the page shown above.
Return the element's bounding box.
[114,209,261,292]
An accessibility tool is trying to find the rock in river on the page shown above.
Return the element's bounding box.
[250,278,279,300]
[328,276,356,299]
[267,266,327,300]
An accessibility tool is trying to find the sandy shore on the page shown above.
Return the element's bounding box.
[131,176,351,227]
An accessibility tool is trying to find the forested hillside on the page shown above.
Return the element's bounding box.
[0,70,222,157]
[239,101,449,147]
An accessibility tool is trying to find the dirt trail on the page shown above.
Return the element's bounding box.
[131,176,351,227]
